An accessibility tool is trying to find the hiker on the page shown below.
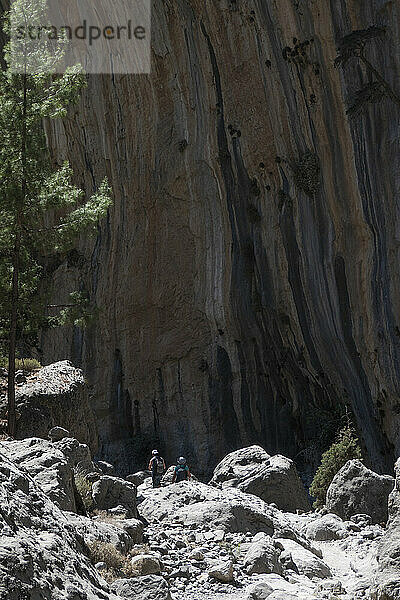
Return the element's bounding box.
[172,456,191,483]
[148,449,166,488]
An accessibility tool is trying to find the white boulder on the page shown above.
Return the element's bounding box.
[92,475,138,517]
[111,575,172,599]
[326,460,394,524]
[243,532,281,575]
[304,513,349,541]
[208,559,234,582]
[274,538,331,579]
[131,554,162,576]
[210,446,310,512]
[1,438,76,512]
[0,449,119,599]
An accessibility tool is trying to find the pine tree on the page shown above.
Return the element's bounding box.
[0,0,112,436]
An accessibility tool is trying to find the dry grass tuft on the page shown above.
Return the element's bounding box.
[88,541,137,582]
[0,357,42,373]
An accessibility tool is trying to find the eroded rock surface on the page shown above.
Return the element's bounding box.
[210,446,271,486]
[375,458,400,599]
[66,513,144,553]
[303,514,350,541]
[111,575,172,600]
[1,437,77,512]
[92,476,138,518]
[326,460,394,524]
[210,446,310,512]
[243,533,281,575]
[0,440,390,599]
[0,361,97,453]
[274,538,331,579]
[42,0,400,480]
[138,480,296,539]
[0,449,119,600]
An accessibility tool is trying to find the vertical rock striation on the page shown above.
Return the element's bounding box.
[42,0,400,477]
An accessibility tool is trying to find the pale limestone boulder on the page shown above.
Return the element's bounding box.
[274,538,331,579]
[208,559,234,582]
[0,450,120,599]
[131,554,162,576]
[66,513,143,553]
[245,574,299,599]
[243,532,281,575]
[53,437,92,468]
[375,458,400,599]
[92,476,138,517]
[111,575,172,599]
[326,460,394,524]
[1,437,76,512]
[188,548,204,561]
[304,513,349,541]
[48,426,70,441]
[171,499,275,535]
[244,583,274,600]
[209,445,271,486]
[96,460,115,475]
[126,471,151,486]
[138,481,223,523]
[210,447,310,512]
[244,582,274,599]
[53,437,103,480]
[138,480,312,551]
[11,361,97,452]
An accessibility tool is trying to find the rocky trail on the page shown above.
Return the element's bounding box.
[0,364,398,600]
[0,424,398,600]
[137,480,384,600]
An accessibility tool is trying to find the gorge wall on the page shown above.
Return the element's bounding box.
[42,0,400,478]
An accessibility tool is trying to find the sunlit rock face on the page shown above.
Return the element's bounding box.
[42,0,400,477]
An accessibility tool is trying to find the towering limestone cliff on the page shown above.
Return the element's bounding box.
[42,0,400,477]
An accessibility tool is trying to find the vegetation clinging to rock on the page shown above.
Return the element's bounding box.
[335,26,400,116]
[87,541,136,583]
[292,151,320,197]
[310,426,362,508]
[334,27,386,69]
[75,475,94,513]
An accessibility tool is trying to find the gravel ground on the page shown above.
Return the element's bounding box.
[137,477,384,599]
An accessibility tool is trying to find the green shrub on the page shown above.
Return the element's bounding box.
[74,475,94,512]
[88,541,136,582]
[310,426,362,508]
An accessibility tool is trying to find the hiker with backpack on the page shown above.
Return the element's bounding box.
[148,449,166,488]
[172,456,191,483]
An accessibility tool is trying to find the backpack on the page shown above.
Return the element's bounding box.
[175,464,188,482]
[152,456,164,475]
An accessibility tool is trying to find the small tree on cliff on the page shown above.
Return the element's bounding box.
[310,425,362,508]
[0,0,112,436]
[335,26,400,116]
